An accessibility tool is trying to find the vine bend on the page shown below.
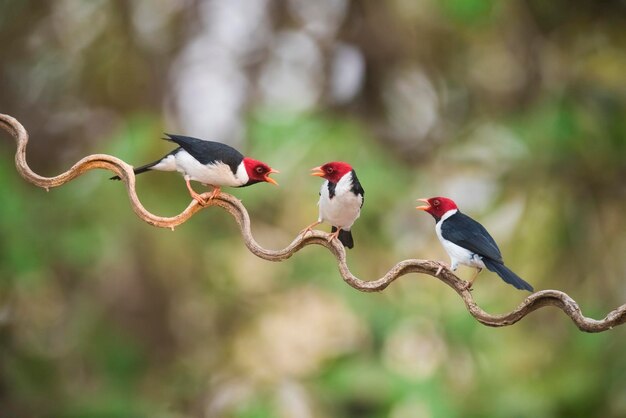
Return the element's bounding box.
[2,113,624,333]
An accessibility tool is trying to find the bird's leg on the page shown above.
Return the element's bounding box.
[463,268,483,290]
[207,185,222,200]
[300,221,322,236]
[327,228,342,243]
[185,176,207,206]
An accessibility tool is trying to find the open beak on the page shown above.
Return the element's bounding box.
[310,166,325,177]
[265,168,280,186]
[416,198,430,211]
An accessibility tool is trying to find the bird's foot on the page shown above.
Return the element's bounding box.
[461,281,474,291]
[185,177,208,206]
[190,191,208,206]
[300,221,321,237]
[434,261,449,276]
[327,229,341,243]
[207,186,221,201]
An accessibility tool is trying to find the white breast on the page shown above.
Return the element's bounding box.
[435,210,486,271]
[318,173,362,230]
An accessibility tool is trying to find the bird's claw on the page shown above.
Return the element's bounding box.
[327,230,341,243]
[191,192,208,206]
[300,222,322,237]
[434,261,448,276]
[186,178,209,206]
[207,187,221,201]
[461,281,474,291]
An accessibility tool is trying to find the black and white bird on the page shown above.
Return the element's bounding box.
[417,197,533,291]
[302,161,364,249]
[111,134,279,204]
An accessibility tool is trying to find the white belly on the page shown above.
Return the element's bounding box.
[318,176,362,230]
[435,212,486,271]
[319,194,361,229]
[153,150,244,187]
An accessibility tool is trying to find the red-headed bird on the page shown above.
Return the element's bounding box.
[302,162,364,249]
[111,134,278,204]
[417,196,533,291]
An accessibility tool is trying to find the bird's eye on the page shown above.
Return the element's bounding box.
[326,167,334,173]
[255,166,265,174]
[433,200,440,206]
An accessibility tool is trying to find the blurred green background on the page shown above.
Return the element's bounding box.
[1,1,626,417]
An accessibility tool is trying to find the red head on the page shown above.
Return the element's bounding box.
[310,161,353,183]
[416,197,458,221]
[242,158,279,185]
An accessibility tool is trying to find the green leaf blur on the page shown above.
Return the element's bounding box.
[1,1,625,417]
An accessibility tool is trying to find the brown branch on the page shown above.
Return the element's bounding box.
[2,113,625,333]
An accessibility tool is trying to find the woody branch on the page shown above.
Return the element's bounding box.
[1,113,624,333]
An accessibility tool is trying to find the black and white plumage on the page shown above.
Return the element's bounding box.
[417,197,533,291]
[111,134,278,204]
[302,161,364,249]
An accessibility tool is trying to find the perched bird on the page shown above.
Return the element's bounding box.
[302,161,364,249]
[111,134,279,204]
[416,197,533,291]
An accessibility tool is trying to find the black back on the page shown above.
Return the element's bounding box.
[440,211,503,262]
[164,134,244,175]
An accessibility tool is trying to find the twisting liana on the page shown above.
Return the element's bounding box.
[1,113,625,333]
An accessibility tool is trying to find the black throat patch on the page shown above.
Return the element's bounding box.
[327,181,337,199]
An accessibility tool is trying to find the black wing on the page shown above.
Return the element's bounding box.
[164,134,244,174]
[350,170,365,208]
[440,212,503,263]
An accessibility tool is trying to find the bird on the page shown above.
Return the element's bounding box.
[111,134,279,205]
[416,196,533,291]
[301,161,364,249]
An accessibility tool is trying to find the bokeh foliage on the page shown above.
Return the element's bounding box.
[1,1,626,417]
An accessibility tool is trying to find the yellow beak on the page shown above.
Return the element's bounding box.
[265,168,280,186]
[310,166,325,177]
[416,198,430,211]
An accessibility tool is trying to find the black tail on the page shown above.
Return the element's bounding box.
[483,258,533,292]
[109,160,160,180]
[332,227,354,249]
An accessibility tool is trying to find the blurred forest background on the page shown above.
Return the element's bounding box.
[1,1,626,417]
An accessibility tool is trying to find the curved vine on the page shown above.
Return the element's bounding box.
[2,113,624,333]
